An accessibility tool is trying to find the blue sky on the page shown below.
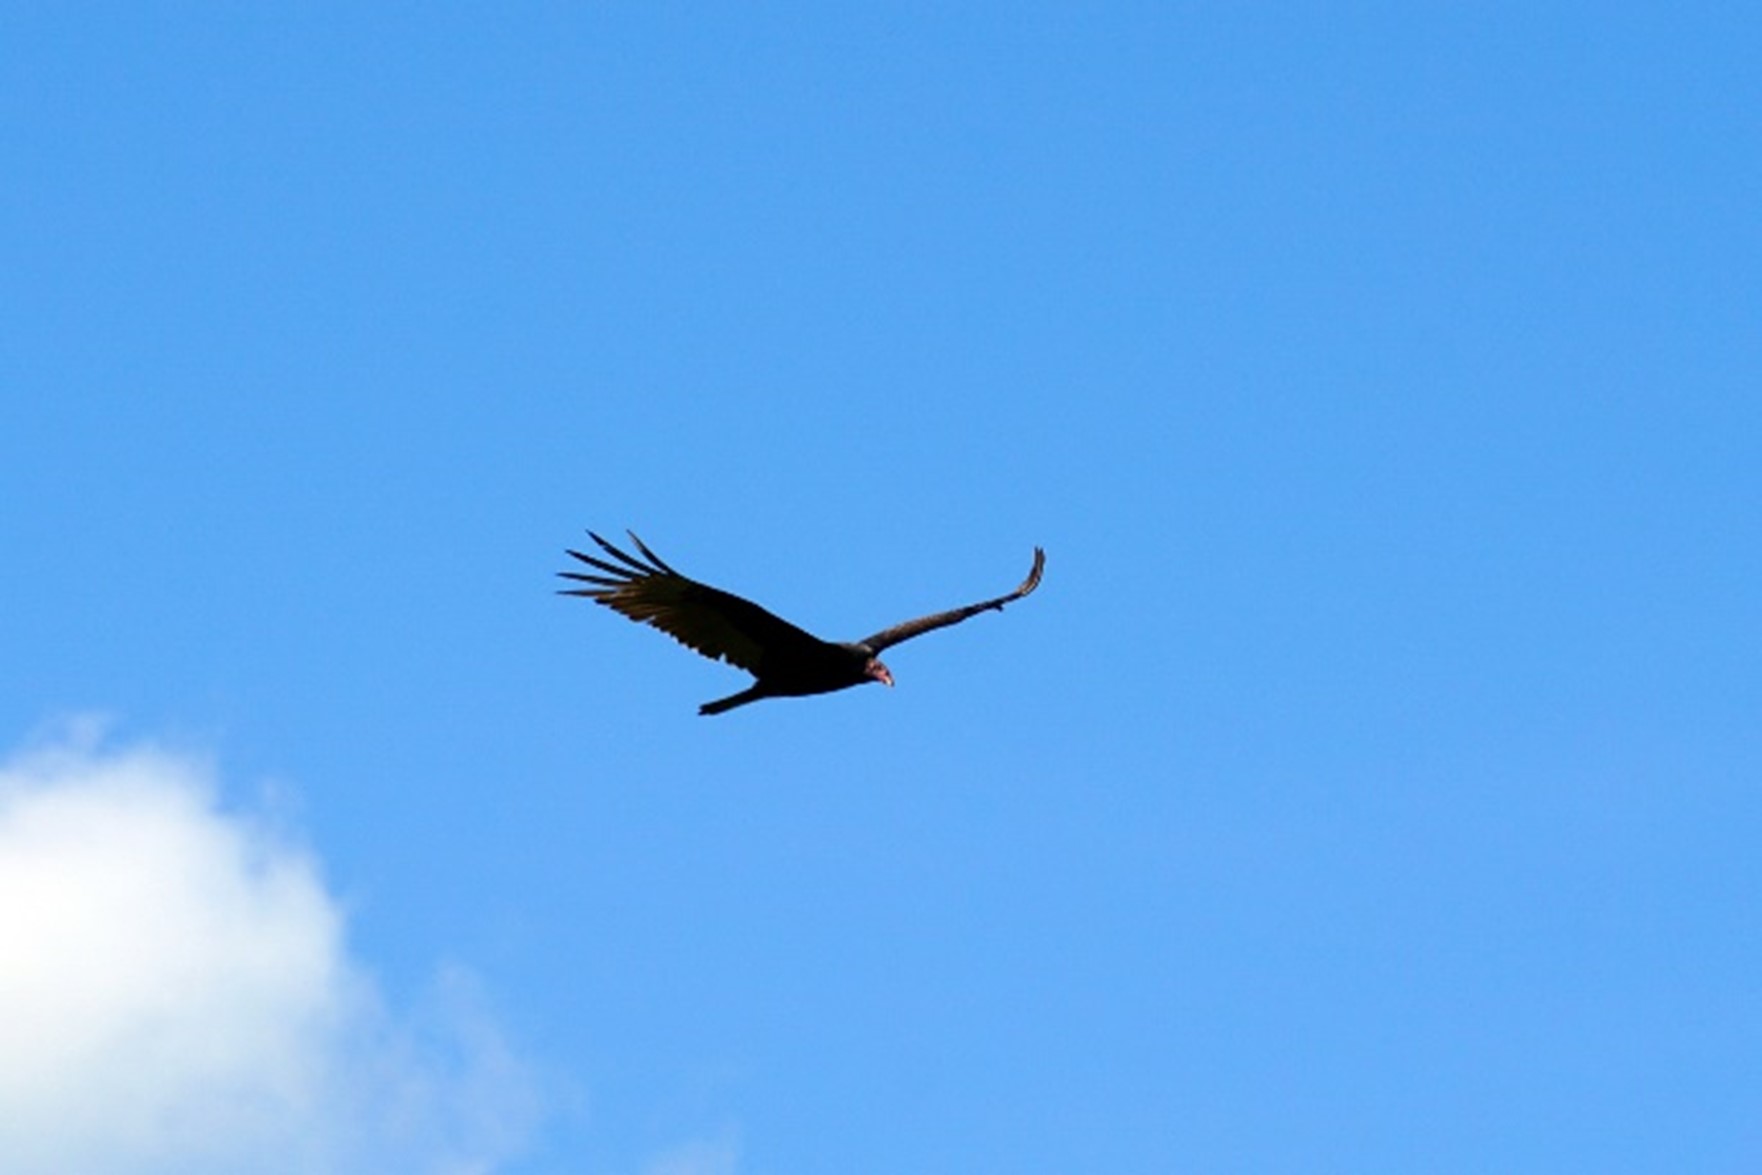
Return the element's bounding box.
[3,4,1759,1172]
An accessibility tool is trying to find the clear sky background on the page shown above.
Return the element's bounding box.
[3,5,1759,1173]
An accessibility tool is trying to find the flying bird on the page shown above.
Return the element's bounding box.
[560,531,1045,715]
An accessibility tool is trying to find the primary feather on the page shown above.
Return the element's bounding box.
[859,547,1045,652]
[560,531,819,674]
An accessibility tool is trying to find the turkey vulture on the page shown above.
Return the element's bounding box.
[560,531,1045,715]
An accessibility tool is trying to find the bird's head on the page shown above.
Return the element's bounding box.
[866,658,894,688]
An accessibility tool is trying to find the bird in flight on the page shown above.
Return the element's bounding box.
[560,531,1045,715]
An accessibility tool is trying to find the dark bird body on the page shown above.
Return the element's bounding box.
[560,532,1045,715]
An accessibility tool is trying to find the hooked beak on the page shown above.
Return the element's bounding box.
[871,662,894,688]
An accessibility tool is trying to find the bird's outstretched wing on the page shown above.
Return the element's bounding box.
[858,547,1045,653]
[560,531,828,674]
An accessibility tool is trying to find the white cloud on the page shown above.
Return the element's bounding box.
[0,724,543,1175]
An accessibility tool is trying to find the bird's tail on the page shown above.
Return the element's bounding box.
[699,685,766,716]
